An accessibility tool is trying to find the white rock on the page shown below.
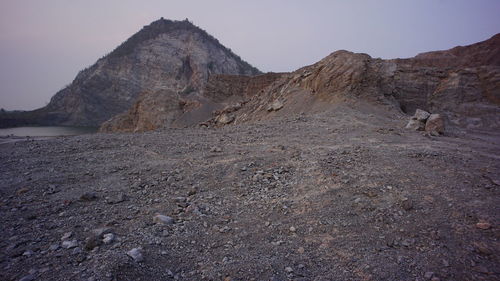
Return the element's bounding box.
[61,239,78,249]
[268,100,284,112]
[405,119,424,131]
[153,214,174,225]
[412,109,430,121]
[61,231,73,241]
[127,247,144,262]
[102,233,115,244]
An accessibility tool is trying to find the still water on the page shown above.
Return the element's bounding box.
[0,126,98,137]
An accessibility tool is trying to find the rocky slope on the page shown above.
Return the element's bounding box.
[100,73,283,132]
[206,34,499,133]
[0,18,260,128]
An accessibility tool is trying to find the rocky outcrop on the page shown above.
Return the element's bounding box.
[0,18,260,128]
[425,114,445,135]
[405,109,445,135]
[212,34,499,132]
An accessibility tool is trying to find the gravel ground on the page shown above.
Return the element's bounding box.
[1,107,499,281]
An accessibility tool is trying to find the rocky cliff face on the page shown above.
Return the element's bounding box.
[0,18,260,128]
[207,34,499,132]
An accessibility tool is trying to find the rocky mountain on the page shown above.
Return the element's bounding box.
[0,18,260,128]
[1,19,498,134]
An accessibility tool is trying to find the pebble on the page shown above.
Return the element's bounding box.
[106,193,128,204]
[289,226,297,232]
[84,235,102,251]
[23,250,34,257]
[475,221,491,230]
[103,233,115,244]
[49,244,60,251]
[297,247,305,254]
[153,214,174,225]
[72,247,83,255]
[92,227,114,237]
[401,198,413,211]
[127,248,144,262]
[80,192,98,201]
[61,240,78,249]
[187,188,197,196]
[174,197,187,203]
[285,266,294,273]
[424,272,434,279]
[61,231,73,240]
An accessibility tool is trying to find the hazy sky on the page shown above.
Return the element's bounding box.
[0,0,499,110]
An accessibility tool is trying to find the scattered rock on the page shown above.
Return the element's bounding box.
[153,214,174,225]
[48,244,59,251]
[401,198,413,211]
[92,227,114,237]
[285,266,294,273]
[405,119,425,131]
[79,192,98,201]
[475,221,492,230]
[216,114,234,125]
[127,248,144,262]
[22,250,33,257]
[424,271,434,279]
[106,193,128,204]
[61,231,73,241]
[267,100,284,112]
[412,109,431,121]
[103,233,115,244]
[425,114,445,135]
[84,235,101,251]
[187,188,197,196]
[61,240,78,249]
[289,226,297,232]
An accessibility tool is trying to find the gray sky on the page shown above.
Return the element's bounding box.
[0,0,499,110]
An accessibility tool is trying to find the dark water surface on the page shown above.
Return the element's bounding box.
[0,126,98,137]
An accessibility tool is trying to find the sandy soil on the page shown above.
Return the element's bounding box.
[1,106,499,281]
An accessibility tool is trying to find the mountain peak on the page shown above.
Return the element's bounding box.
[108,18,200,59]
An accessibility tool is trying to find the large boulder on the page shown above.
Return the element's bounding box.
[405,119,425,131]
[425,114,445,135]
[215,113,235,125]
[267,100,284,112]
[412,109,431,121]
